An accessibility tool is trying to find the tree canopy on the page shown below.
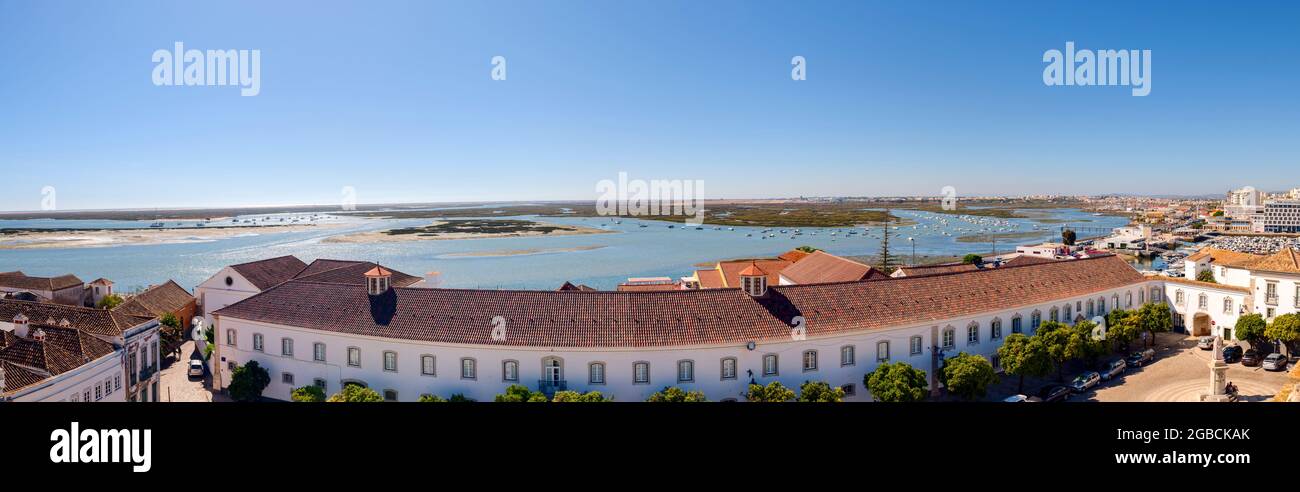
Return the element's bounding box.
[551,390,611,402]
[494,384,549,402]
[1135,302,1172,347]
[96,293,124,309]
[863,361,928,402]
[1235,313,1267,343]
[745,381,796,402]
[646,386,707,402]
[291,385,326,402]
[227,361,270,402]
[996,333,1050,394]
[939,352,998,400]
[961,254,983,265]
[417,394,446,402]
[327,384,384,402]
[1061,229,1077,246]
[1266,313,1300,351]
[797,381,844,402]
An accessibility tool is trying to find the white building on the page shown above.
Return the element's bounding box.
[0,299,161,402]
[211,254,1165,402]
[1165,247,1300,340]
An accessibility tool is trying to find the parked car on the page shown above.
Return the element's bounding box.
[1002,394,1043,402]
[1241,349,1261,366]
[1101,359,1127,381]
[1222,345,1243,363]
[1126,348,1156,367]
[1070,371,1101,393]
[187,359,205,378]
[1198,336,1215,350]
[1037,385,1072,402]
[1262,353,1289,372]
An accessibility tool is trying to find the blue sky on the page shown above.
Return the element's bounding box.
[1,0,1298,211]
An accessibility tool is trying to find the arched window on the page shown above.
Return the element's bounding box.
[1097,297,1107,315]
[1111,295,1120,312]
[802,350,818,372]
[720,357,737,380]
[589,362,606,384]
[383,389,398,401]
[1223,298,1233,314]
[1087,299,1096,317]
[876,341,890,362]
[1064,304,1072,322]
[1126,291,1133,307]
[942,326,955,349]
[1049,307,1059,323]
[967,322,980,345]
[1011,315,1023,334]
[1031,310,1042,330]
[501,360,518,381]
[840,345,855,366]
[1139,289,1145,304]
[991,318,1003,340]
[677,360,694,382]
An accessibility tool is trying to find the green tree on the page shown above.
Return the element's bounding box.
[227,361,271,402]
[863,361,928,402]
[447,393,475,402]
[797,381,845,402]
[1235,313,1267,344]
[1061,229,1077,246]
[157,313,185,357]
[1070,320,1108,367]
[795,245,822,253]
[1135,302,1172,347]
[551,390,611,402]
[996,333,1051,394]
[1265,313,1300,355]
[327,384,384,402]
[1105,309,1141,352]
[961,254,983,265]
[418,394,445,402]
[1033,321,1075,381]
[745,381,796,402]
[1196,269,1217,283]
[96,293,124,309]
[646,386,707,402]
[290,385,326,402]
[875,209,901,273]
[494,384,548,402]
[939,352,998,400]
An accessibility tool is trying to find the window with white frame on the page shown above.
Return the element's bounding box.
[383,351,398,372]
[502,360,518,381]
[1126,291,1133,307]
[83,388,91,402]
[1175,290,1184,305]
[841,345,855,366]
[910,335,923,355]
[942,327,955,349]
[1011,316,1022,334]
[281,337,293,357]
[313,342,326,362]
[421,355,436,376]
[876,341,890,362]
[1049,307,1059,323]
[762,354,778,376]
[967,322,979,345]
[721,358,737,380]
[589,362,606,384]
[1198,293,1208,310]
[104,378,112,395]
[991,318,1002,340]
[282,372,294,385]
[677,360,694,382]
[634,361,650,383]
[1064,303,1072,321]
[1031,311,1041,330]
[1224,298,1233,314]
[1139,289,1145,304]
[252,333,264,352]
[114,375,121,390]
[1087,299,1095,317]
[1152,288,1161,303]
[460,358,476,379]
[802,350,818,371]
[1111,295,1119,312]
[347,347,361,367]
[225,329,236,346]
[95,385,102,401]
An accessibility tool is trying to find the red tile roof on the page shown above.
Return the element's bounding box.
[113,280,195,318]
[694,270,724,289]
[0,271,84,291]
[292,259,421,287]
[214,254,1146,349]
[229,256,309,290]
[778,251,879,284]
[0,299,153,338]
[1248,248,1300,274]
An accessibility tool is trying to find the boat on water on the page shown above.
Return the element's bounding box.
[149,222,164,228]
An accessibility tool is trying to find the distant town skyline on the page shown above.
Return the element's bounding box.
[3,1,1299,211]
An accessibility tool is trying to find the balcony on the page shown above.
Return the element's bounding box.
[1266,294,1279,306]
[139,366,157,382]
[537,379,567,396]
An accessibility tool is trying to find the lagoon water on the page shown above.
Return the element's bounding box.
[0,209,1126,292]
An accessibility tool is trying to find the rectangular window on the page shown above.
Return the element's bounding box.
[590,363,606,384]
[763,355,778,376]
[634,362,650,384]
[461,358,476,379]
[421,355,436,376]
[503,361,518,382]
[841,384,855,396]
[1011,318,1022,334]
[677,360,694,382]
[313,378,326,391]
[95,385,103,401]
[104,378,113,395]
[84,388,91,402]
[114,375,121,390]
[910,336,923,355]
[225,329,236,346]
[347,347,361,367]
[383,351,398,372]
[313,343,326,362]
[281,338,293,357]
[802,351,817,372]
[252,333,264,352]
[282,372,294,385]
[876,341,890,362]
[840,346,855,366]
[721,358,737,380]
[991,321,1002,340]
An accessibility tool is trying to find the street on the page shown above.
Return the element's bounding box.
[158,340,217,402]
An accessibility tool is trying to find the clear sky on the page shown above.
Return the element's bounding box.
[2,0,1298,211]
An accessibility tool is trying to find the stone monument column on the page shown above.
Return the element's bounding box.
[1201,336,1231,402]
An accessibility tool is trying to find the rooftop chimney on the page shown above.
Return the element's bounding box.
[12,313,28,338]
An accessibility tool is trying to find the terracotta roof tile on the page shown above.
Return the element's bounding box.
[113,280,195,318]
[779,251,878,284]
[215,254,1147,349]
[229,255,309,290]
[1247,248,1300,274]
